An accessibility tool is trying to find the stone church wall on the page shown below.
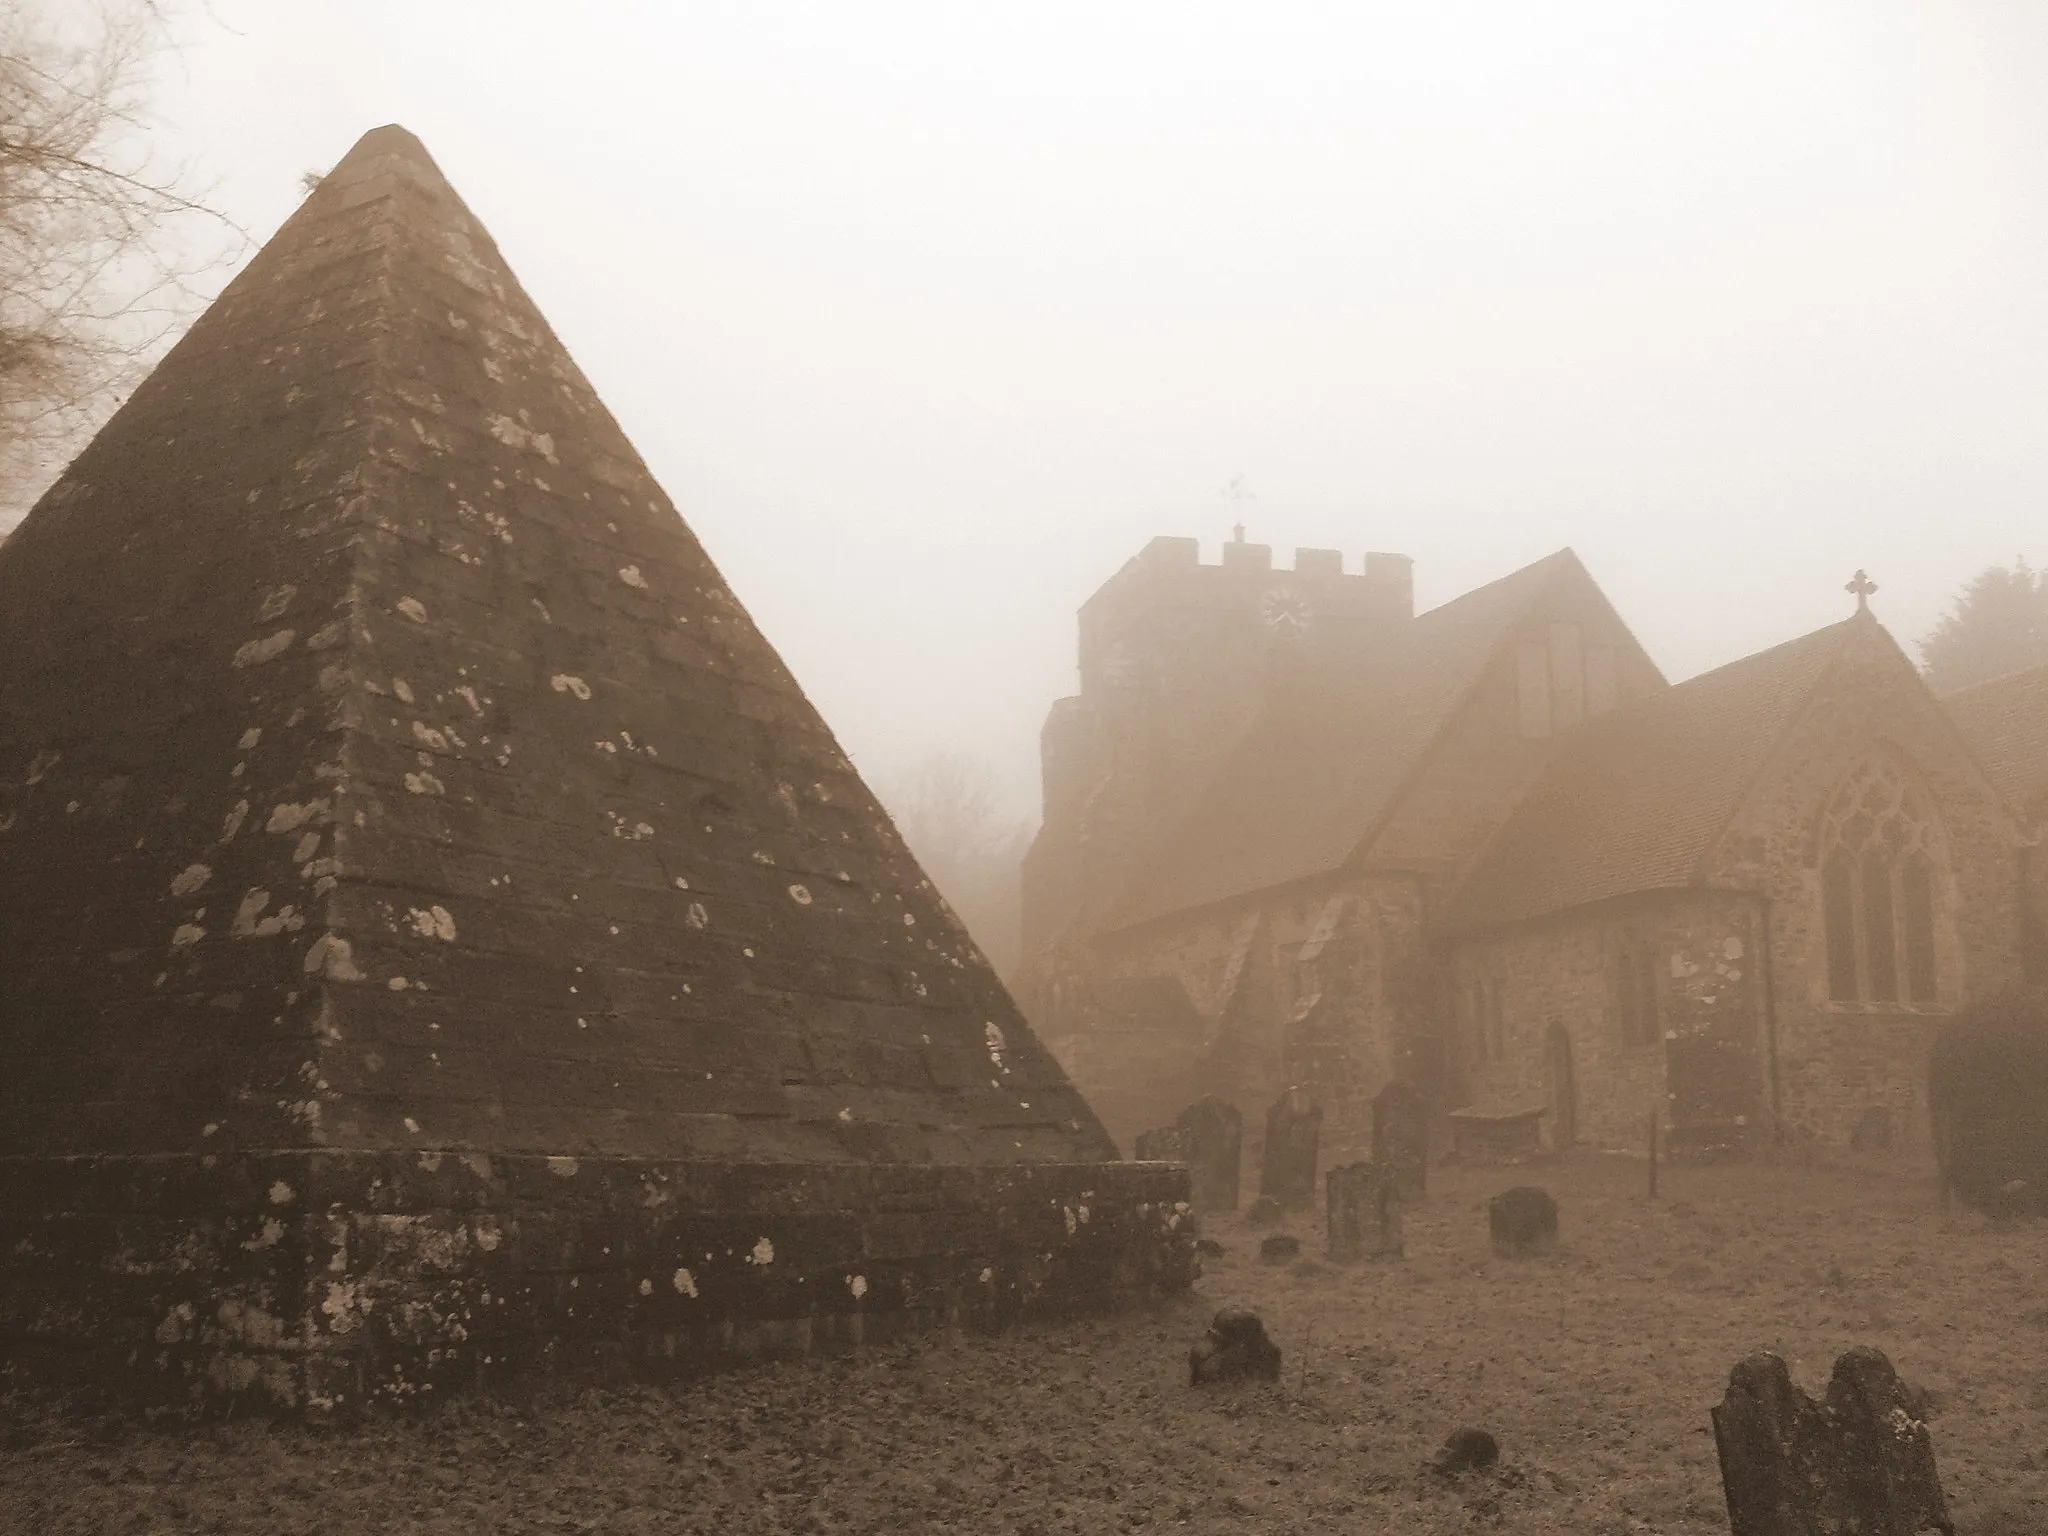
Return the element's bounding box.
[1710,627,2024,1152]
[1451,891,1763,1156]
[1066,874,1427,1161]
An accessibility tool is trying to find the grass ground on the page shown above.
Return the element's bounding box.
[5,1151,2046,1534]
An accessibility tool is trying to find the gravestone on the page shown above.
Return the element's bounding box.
[1258,1234,1301,1264]
[1428,1428,1500,1478]
[1326,1161,1403,1261]
[1712,1347,1951,1536]
[1372,1081,1430,1198]
[1134,1125,1191,1163]
[1260,1086,1323,1210]
[1176,1096,1243,1214]
[1189,1307,1281,1385]
[1488,1186,1559,1257]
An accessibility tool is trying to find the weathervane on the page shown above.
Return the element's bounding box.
[1226,474,1253,544]
[1845,569,1878,614]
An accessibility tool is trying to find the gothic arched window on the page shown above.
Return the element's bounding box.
[1818,756,1943,1006]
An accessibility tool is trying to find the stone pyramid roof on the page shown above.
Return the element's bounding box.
[0,126,1112,1165]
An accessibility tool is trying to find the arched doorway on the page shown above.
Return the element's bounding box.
[1546,1023,1578,1150]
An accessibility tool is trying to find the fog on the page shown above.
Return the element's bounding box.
[107,0,2048,814]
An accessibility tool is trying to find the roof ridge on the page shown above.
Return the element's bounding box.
[1442,615,1863,935]
[1940,657,2048,701]
[1098,548,1589,933]
[1341,550,1590,871]
[1682,620,1860,886]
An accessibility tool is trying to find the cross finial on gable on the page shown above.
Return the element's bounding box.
[1845,569,1879,613]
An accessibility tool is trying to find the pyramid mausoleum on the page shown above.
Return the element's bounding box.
[0,127,1188,1411]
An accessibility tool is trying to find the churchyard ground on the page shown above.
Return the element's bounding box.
[6,1150,2046,1534]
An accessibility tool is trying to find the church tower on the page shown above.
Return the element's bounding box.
[1022,532,1413,997]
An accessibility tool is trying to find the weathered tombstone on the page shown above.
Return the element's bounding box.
[1372,1081,1430,1198]
[1243,1194,1284,1226]
[1711,1347,1952,1536]
[1488,1186,1558,1257]
[1326,1161,1403,1261]
[1134,1124,1192,1162]
[1260,1086,1323,1210]
[1175,1096,1243,1214]
[1189,1307,1282,1385]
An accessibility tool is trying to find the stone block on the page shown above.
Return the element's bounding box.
[1133,1125,1190,1162]
[1174,1095,1242,1214]
[1189,1307,1281,1385]
[1488,1186,1558,1258]
[1326,1161,1402,1261]
[1372,1080,1430,1198]
[1260,1086,1321,1211]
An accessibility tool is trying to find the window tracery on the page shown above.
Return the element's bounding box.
[1818,756,1943,1006]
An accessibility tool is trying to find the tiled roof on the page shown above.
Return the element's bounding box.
[1108,551,1584,930]
[1944,662,2048,816]
[1443,619,1861,933]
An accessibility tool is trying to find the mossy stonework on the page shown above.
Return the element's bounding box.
[0,1153,1192,1413]
[0,126,1190,1411]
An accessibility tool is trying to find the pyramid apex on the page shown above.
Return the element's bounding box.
[345,122,433,160]
[316,123,446,192]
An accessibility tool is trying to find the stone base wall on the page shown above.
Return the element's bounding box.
[0,1151,1194,1416]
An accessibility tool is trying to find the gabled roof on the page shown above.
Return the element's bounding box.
[1108,550,1591,930]
[1443,619,1860,933]
[1944,662,2048,816]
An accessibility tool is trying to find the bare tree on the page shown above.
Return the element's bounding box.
[877,751,1034,981]
[1921,559,2048,695]
[0,0,233,531]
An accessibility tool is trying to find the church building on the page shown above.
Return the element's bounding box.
[1022,537,2047,1160]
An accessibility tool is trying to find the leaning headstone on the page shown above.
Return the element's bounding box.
[1372,1081,1430,1198]
[1134,1124,1192,1163]
[1326,1161,1403,1261]
[1189,1307,1282,1385]
[1260,1086,1323,1210]
[1176,1096,1243,1214]
[1711,1347,1951,1536]
[1488,1186,1559,1258]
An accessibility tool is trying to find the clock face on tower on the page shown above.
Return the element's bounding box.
[1259,585,1313,637]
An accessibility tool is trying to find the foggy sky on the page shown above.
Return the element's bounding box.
[73,0,2048,816]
